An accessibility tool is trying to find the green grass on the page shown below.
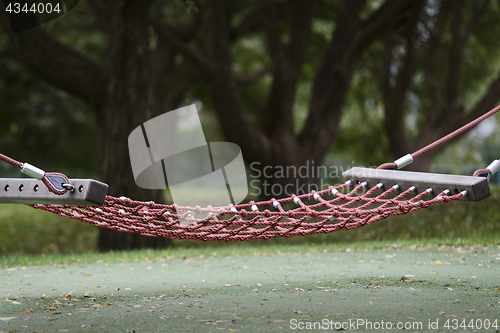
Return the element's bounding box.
[2,244,499,333]
[0,185,499,259]
[1,238,498,268]
[0,204,98,255]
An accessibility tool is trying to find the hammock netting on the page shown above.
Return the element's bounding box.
[2,104,500,241]
[29,182,462,241]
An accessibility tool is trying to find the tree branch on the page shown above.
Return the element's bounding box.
[201,0,270,162]
[154,60,202,115]
[0,12,108,111]
[379,30,394,98]
[123,0,156,17]
[390,1,422,101]
[86,0,106,12]
[230,4,287,41]
[299,0,413,161]
[466,73,500,123]
[262,0,316,136]
[410,0,494,161]
[152,20,217,76]
[424,69,443,125]
[380,0,452,157]
[446,0,488,114]
[260,0,282,63]
[357,0,415,47]
[235,68,270,84]
[446,3,464,112]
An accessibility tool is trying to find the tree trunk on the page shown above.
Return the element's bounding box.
[96,0,170,251]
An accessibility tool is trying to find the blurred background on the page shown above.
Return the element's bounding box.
[1,0,500,255]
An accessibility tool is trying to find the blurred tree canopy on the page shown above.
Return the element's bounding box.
[1,0,499,250]
[337,0,500,170]
[0,34,98,177]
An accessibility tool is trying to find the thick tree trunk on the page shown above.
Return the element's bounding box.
[96,0,170,251]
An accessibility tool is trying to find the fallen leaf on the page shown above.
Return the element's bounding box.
[0,317,17,321]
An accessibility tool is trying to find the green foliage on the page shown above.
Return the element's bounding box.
[0,62,98,177]
[0,6,100,177]
[334,67,392,167]
[0,204,98,256]
[333,0,500,168]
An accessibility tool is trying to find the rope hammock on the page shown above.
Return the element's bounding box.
[1,105,500,241]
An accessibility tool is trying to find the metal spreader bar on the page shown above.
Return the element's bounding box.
[0,178,108,206]
[342,167,490,202]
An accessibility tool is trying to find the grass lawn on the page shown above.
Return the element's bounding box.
[1,243,499,332]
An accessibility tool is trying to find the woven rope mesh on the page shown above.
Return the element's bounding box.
[30,181,461,241]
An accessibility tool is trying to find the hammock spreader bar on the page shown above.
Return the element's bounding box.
[343,167,491,202]
[0,178,108,206]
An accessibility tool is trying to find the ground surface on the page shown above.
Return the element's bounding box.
[1,245,499,332]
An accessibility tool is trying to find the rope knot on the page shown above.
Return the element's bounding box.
[398,203,411,214]
[419,201,430,208]
[441,196,451,203]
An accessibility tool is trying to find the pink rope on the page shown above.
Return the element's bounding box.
[412,105,500,159]
[379,104,500,170]
[0,153,23,169]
